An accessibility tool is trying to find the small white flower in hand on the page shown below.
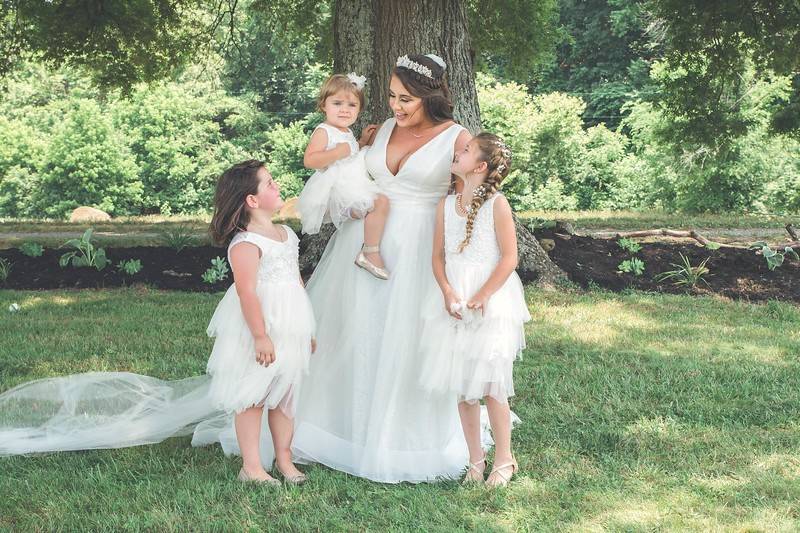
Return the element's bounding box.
[450,300,480,325]
[8,302,20,313]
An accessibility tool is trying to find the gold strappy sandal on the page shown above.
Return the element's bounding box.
[485,457,518,488]
[462,455,487,485]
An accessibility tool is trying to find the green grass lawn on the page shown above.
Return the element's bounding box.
[1,288,799,531]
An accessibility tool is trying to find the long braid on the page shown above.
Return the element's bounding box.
[457,134,512,253]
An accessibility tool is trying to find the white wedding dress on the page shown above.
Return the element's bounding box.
[291,118,472,482]
[0,118,489,483]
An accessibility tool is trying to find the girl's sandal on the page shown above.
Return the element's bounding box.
[238,467,281,486]
[485,458,518,488]
[462,455,487,485]
[274,464,308,486]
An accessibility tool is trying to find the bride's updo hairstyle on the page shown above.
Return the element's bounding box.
[392,54,454,124]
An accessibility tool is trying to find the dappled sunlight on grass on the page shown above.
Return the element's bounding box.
[571,498,663,532]
[527,289,800,367]
[752,453,800,480]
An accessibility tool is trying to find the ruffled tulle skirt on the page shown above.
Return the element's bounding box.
[297,150,380,234]
[418,259,530,404]
[206,280,316,415]
[291,200,474,483]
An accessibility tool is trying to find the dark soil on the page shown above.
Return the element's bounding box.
[1,232,798,304]
[533,228,800,303]
[0,246,230,292]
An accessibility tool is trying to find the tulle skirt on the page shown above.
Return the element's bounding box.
[297,150,380,234]
[0,282,314,464]
[0,372,287,466]
[418,260,530,404]
[291,200,472,483]
[206,280,316,415]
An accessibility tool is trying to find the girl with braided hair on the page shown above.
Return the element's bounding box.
[419,133,530,487]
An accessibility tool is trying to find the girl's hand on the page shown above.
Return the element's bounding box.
[254,335,275,366]
[311,338,317,354]
[443,289,463,320]
[359,124,378,146]
[335,142,355,160]
[466,293,489,316]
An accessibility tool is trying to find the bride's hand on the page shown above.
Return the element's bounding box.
[311,338,317,354]
[443,289,463,320]
[359,124,378,147]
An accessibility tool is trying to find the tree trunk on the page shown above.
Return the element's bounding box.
[330,0,566,286]
[332,0,375,133]
[334,0,480,133]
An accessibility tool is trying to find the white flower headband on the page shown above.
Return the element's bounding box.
[395,53,447,79]
[347,72,366,91]
[493,140,512,172]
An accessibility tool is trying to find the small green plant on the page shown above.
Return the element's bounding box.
[617,257,646,276]
[655,253,711,288]
[202,257,229,284]
[19,242,44,257]
[117,259,142,276]
[749,242,799,271]
[159,225,197,252]
[704,242,721,250]
[59,229,108,270]
[0,258,11,282]
[617,237,642,254]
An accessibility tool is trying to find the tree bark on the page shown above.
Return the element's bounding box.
[334,0,480,133]
[332,0,375,133]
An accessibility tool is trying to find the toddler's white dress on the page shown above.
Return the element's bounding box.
[297,122,380,234]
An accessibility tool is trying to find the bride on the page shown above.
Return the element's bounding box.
[292,53,472,482]
[0,53,474,483]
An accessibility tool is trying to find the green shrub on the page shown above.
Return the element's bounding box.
[34,100,142,218]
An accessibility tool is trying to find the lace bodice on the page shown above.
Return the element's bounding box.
[364,118,465,206]
[444,194,501,265]
[315,122,360,161]
[227,226,301,284]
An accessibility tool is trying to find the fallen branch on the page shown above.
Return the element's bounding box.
[603,229,744,248]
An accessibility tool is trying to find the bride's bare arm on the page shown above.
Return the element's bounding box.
[432,198,462,319]
[359,124,379,147]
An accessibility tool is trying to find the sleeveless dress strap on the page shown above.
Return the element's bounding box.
[227,232,266,263]
[282,225,299,245]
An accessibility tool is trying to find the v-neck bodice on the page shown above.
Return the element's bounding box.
[365,118,465,207]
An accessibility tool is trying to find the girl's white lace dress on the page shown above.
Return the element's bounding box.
[418,193,530,404]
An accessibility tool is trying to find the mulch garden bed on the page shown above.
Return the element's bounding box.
[0,246,231,292]
[532,228,800,303]
[1,231,798,304]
